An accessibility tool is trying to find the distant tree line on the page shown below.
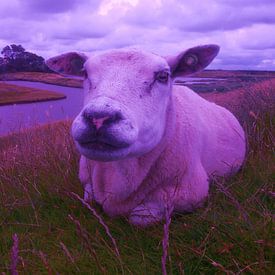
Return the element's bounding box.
[0,44,51,73]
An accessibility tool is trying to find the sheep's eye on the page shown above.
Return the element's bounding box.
[156,71,170,83]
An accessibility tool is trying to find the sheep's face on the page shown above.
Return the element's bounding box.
[72,50,172,161]
[46,45,220,161]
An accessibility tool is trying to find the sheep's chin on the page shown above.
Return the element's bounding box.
[76,142,131,162]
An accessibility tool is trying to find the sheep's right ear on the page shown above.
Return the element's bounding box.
[166,45,220,78]
[46,52,87,76]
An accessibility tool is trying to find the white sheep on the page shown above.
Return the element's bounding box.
[46,45,246,226]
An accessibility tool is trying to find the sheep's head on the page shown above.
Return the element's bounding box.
[46,45,219,161]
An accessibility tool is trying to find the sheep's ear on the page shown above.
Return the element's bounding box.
[46,52,87,76]
[166,45,220,78]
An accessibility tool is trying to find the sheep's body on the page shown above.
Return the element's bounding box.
[79,85,245,225]
[46,45,246,226]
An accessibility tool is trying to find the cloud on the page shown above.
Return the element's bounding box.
[0,0,274,70]
[24,0,100,14]
[49,13,113,40]
[220,0,275,6]
[0,0,21,19]
[236,24,275,50]
[24,0,80,13]
[124,0,275,32]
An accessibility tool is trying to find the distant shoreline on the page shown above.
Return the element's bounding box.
[0,72,82,88]
[0,95,66,106]
[0,82,66,106]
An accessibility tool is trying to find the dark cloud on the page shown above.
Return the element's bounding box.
[219,55,263,66]
[245,43,275,50]
[0,18,31,42]
[24,0,100,14]
[0,1,20,19]
[232,24,275,52]
[220,0,275,6]
[50,14,113,40]
[125,0,275,32]
[25,0,78,13]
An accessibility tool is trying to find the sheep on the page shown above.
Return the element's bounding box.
[46,45,246,226]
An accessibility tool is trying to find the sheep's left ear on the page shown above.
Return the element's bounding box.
[166,44,220,78]
[46,52,88,76]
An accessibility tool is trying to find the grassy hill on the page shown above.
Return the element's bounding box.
[0,74,274,274]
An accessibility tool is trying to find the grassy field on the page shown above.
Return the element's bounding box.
[0,82,66,106]
[176,69,275,94]
[0,83,274,273]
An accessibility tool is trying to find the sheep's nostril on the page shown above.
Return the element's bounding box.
[83,113,122,130]
[108,113,122,123]
[92,116,110,130]
[82,107,123,130]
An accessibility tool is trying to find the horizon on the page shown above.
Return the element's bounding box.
[0,0,275,71]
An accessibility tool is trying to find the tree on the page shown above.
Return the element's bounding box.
[10,44,25,53]
[1,44,25,60]
[1,45,12,59]
[0,44,50,73]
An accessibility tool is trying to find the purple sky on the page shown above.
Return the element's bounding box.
[1,0,275,70]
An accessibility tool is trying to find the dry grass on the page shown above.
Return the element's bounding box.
[0,82,66,106]
[0,84,274,273]
[201,78,275,125]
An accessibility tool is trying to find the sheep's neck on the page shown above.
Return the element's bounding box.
[92,96,176,215]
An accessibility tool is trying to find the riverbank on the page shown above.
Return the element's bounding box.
[0,72,82,88]
[0,82,66,106]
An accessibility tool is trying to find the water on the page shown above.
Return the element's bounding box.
[0,81,83,136]
[175,77,225,85]
[0,77,225,136]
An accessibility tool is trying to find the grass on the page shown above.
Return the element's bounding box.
[201,78,275,124]
[0,91,274,274]
[0,82,66,106]
[178,69,275,93]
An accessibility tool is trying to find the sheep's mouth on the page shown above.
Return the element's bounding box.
[76,127,134,152]
[80,141,121,151]
[77,138,131,161]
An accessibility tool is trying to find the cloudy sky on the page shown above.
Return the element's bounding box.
[0,0,275,70]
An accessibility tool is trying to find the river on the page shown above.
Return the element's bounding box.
[0,81,83,136]
[0,77,223,136]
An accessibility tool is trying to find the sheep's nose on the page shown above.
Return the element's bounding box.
[82,109,123,130]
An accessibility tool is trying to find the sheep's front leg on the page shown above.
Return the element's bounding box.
[83,183,93,202]
[129,201,166,226]
[79,156,94,202]
[129,186,176,227]
[129,162,209,227]
[173,162,209,213]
